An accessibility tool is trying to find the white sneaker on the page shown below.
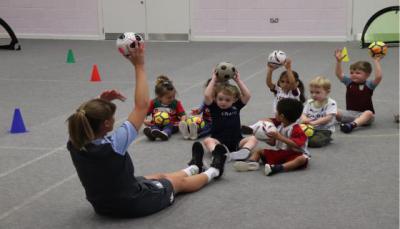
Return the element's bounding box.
[233,161,260,172]
[179,121,189,139]
[229,148,250,161]
[264,164,272,176]
[189,123,198,140]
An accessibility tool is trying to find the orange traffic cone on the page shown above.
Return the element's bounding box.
[90,64,101,82]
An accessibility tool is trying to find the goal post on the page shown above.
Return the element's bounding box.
[0,17,21,50]
[361,6,399,48]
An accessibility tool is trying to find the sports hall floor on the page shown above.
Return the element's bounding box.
[0,39,398,229]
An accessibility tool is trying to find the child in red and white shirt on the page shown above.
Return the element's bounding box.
[234,98,309,176]
[143,75,186,141]
[241,58,305,134]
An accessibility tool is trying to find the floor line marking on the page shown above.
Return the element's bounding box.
[0,49,270,221]
[0,174,77,221]
[0,146,54,151]
[335,133,399,138]
[0,146,65,179]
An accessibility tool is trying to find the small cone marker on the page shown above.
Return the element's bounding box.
[341,47,350,62]
[10,108,27,134]
[90,64,101,82]
[66,49,75,63]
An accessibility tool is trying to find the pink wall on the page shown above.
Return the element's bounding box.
[191,0,348,38]
[0,0,99,36]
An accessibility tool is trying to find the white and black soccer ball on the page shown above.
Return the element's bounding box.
[253,121,277,140]
[116,32,143,56]
[267,50,287,67]
[215,62,237,82]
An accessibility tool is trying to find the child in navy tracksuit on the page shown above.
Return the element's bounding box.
[191,70,258,164]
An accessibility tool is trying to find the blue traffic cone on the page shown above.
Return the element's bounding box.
[10,108,27,133]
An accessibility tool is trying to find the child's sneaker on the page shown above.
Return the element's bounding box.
[188,141,204,171]
[340,123,353,133]
[241,125,254,135]
[152,129,169,141]
[189,123,198,140]
[210,144,228,179]
[233,161,259,172]
[264,164,283,176]
[143,127,155,141]
[229,148,251,161]
[179,121,190,139]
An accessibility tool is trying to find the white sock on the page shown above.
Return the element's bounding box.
[182,165,199,176]
[204,167,220,182]
[230,148,250,161]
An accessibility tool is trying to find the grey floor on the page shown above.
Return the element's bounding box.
[0,39,398,229]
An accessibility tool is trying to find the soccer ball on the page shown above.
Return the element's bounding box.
[300,124,314,137]
[186,116,205,129]
[116,32,143,57]
[153,111,170,126]
[253,121,277,140]
[368,41,387,57]
[267,50,286,67]
[215,62,237,82]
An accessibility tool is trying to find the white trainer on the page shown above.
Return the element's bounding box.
[179,121,189,139]
[233,161,260,172]
[264,164,272,176]
[189,123,198,140]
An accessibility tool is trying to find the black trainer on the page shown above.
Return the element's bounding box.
[210,144,228,179]
[143,127,155,141]
[340,123,353,133]
[152,129,169,141]
[188,141,204,172]
[264,164,284,176]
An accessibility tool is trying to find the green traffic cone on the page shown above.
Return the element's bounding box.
[66,49,75,63]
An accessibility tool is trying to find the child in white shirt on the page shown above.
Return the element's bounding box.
[301,76,337,147]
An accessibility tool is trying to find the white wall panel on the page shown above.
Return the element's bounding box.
[102,0,146,35]
[146,0,189,34]
[0,0,101,39]
[191,0,348,41]
[1,0,397,40]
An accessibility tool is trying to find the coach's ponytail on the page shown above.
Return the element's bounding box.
[67,99,116,150]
